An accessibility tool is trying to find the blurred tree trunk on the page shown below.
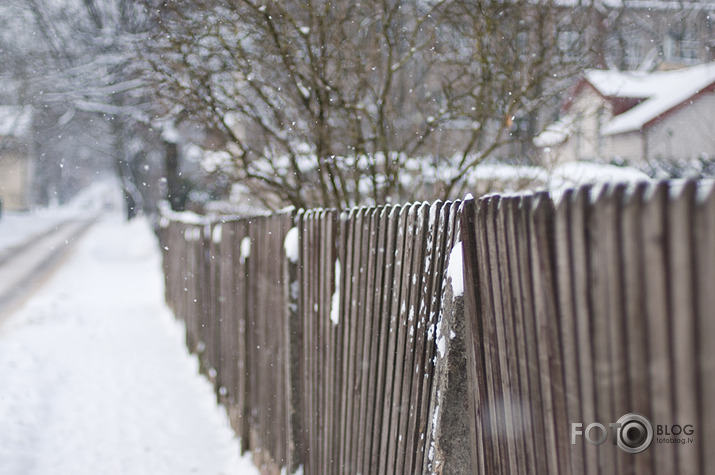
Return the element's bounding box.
[164,139,184,212]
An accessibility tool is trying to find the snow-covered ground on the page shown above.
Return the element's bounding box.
[0,214,258,475]
[0,181,122,255]
[0,211,75,256]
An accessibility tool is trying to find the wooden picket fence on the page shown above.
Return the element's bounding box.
[161,212,293,469]
[160,180,714,474]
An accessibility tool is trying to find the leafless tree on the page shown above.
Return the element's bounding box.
[141,0,601,208]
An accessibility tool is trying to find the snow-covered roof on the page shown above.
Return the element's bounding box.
[0,105,32,137]
[552,0,715,10]
[597,62,715,135]
[584,69,661,99]
[599,1,715,10]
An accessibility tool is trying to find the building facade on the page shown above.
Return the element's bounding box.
[0,106,34,211]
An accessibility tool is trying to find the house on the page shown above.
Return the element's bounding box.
[0,106,34,211]
[535,62,715,164]
[504,1,715,162]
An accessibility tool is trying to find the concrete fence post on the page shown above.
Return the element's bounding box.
[424,206,473,474]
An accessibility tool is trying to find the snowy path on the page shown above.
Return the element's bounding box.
[0,218,96,320]
[0,211,76,257]
[0,215,258,475]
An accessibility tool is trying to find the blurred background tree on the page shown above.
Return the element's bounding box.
[139,0,600,209]
[0,0,192,217]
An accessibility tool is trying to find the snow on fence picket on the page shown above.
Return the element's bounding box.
[159,179,715,475]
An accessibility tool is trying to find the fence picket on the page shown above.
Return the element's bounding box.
[459,199,487,475]
[378,204,410,475]
[361,206,389,472]
[642,183,676,475]
[668,181,699,475]
[395,203,429,475]
[620,184,654,475]
[355,208,380,475]
[588,185,618,475]
[370,205,401,471]
[696,183,715,474]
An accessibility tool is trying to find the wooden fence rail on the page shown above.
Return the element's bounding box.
[160,180,714,474]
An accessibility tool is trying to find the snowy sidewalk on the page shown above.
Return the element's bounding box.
[0,215,258,475]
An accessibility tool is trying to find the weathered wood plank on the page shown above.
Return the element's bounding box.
[395,203,429,475]
[669,181,699,475]
[309,209,326,471]
[480,196,508,474]
[471,198,501,474]
[553,190,582,474]
[347,209,371,472]
[327,210,343,475]
[458,198,487,475]
[696,182,715,475]
[620,183,654,475]
[493,197,523,474]
[361,206,389,472]
[588,185,617,475]
[256,217,269,456]
[216,221,229,397]
[277,213,291,465]
[323,210,339,474]
[355,207,380,475]
[605,184,631,475]
[564,187,596,475]
[333,210,350,473]
[315,210,327,474]
[386,204,418,474]
[285,212,303,473]
[339,208,359,473]
[504,196,537,475]
[235,220,251,452]
[300,210,313,471]
[378,204,410,475]
[347,208,368,473]
[643,182,676,475]
[370,205,400,471]
[532,192,569,474]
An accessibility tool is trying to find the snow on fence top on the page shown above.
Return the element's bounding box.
[157,200,208,226]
